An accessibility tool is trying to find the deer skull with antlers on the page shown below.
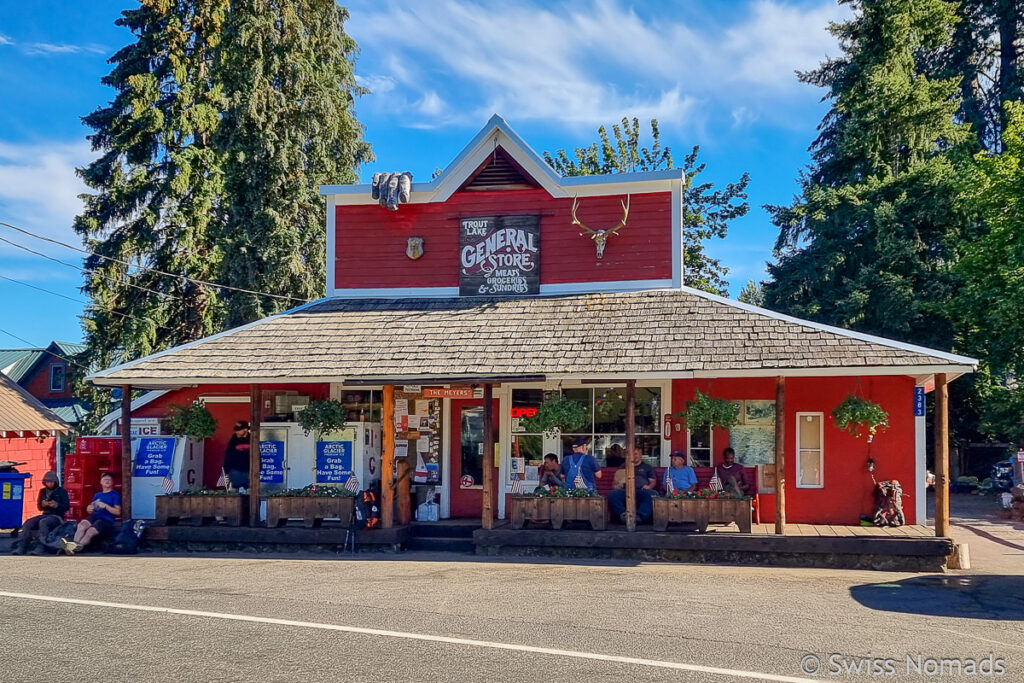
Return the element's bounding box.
[571,195,630,259]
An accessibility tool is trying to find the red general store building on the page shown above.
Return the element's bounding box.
[89,116,974,535]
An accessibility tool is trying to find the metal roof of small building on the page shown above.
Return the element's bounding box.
[88,288,976,388]
[0,372,70,434]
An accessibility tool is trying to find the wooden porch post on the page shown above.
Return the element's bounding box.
[774,376,786,535]
[482,383,495,530]
[120,385,133,520]
[249,384,261,526]
[381,385,395,529]
[934,373,950,537]
[625,380,636,532]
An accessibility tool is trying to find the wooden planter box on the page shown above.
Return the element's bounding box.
[266,496,355,528]
[510,496,606,530]
[652,497,752,533]
[155,494,249,527]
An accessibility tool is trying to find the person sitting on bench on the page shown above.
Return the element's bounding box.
[608,449,657,523]
[665,450,698,493]
[537,453,563,488]
[12,471,69,555]
[62,472,121,555]
[714,448,755,497]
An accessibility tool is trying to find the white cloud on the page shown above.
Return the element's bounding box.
[0,140,92,259]
[348,0,848,131]
[0,33,106,56]
[0,34,13,46]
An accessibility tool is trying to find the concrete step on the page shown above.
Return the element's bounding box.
[410,523,478,539]
[406,536,475,553]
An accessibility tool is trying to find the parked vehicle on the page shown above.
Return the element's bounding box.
[991,460,1015,490]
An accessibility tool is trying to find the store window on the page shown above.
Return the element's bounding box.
[510,387,662,484]
[340,390,382,423]
[687,426,712,467]
[49,363,66,393]
[796,412,824,488]
[729,400,776,492]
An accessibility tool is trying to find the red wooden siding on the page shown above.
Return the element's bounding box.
[0,435,58,521]
[671,376,919,524]
[334,189,673,290]
[24,356,73,399]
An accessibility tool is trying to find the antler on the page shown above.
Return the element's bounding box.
[571,196,598,236]
[607,194,630,236]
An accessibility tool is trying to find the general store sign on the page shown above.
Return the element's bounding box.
[459,215,540,296]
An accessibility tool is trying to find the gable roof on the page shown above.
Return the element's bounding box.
[0,341,85,385]
[319,114,686,204]
[0,372,70,434]
[87,288,976,388]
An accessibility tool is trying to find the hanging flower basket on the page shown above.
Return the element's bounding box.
[675,390,740,430]
[519,395,589,434]
[831,395,889,441]
[167,401,218,440]
[297,399,347,437]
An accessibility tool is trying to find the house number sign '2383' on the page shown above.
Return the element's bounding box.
[459,215,540,296]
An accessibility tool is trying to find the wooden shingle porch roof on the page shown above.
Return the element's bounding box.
[87,288,977,388]
[0,372,70,435]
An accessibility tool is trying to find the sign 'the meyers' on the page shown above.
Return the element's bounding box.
[459,215,540,296]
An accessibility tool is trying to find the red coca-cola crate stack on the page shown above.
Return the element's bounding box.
[65,437,124,520]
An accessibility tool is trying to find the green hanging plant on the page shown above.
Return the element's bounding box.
[167,401,218,440]
[298,399,348,437]
[831,395,889,441]
[675,390,740,430]
[520,395,589,433]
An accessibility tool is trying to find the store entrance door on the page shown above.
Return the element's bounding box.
[449,399,499,519]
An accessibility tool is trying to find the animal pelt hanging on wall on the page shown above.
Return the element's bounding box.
[371,171,413,211]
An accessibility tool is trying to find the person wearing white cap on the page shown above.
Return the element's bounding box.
[11,471,68,555]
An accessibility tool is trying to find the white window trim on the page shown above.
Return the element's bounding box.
[685,425,713,468]
[49,363,66,392]
[795,412,825,489]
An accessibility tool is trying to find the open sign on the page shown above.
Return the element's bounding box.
[510,407,538,418]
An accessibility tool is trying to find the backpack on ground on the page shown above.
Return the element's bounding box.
[39,521,78,554]
[106,520,146,554]
[354,490,380,530]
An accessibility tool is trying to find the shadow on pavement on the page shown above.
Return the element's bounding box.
[851,575,1024,621]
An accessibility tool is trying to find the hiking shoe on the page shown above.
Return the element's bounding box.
[60,538,79,555]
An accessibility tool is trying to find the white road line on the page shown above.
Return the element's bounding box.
[0,590,812,682]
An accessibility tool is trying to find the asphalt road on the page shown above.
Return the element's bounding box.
[1,546,1023,682]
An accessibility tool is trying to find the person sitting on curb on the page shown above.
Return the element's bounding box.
[62,472,121,555]
[608,449,657,524]
[665,450,698,493]
[12,471,69,555]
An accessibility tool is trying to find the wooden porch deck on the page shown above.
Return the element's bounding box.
[743,523,934,537]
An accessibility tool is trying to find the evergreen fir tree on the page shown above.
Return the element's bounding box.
[544,118,749,295]
[217,0,372,326]
[764,0,969,351]
[75,0,229,370]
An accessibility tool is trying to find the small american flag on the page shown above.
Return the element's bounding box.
[510,476,523,495]
[161,474,175,494]
[344,475,360,493]
[708,471,723,492]
[573,472,587,490]
[665,469,675,494]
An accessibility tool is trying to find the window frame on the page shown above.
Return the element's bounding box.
[49,362,66,393]
[795,411,825,489]
[685,425,713,468]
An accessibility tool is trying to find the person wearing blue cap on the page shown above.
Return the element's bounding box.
[559,436,602,492]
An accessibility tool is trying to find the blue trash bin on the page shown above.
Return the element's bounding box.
[0,472,31,529]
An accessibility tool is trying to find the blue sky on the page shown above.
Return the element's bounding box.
[0,0,847,348]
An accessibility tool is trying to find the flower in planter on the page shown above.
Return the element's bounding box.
[831,395,889,441]
[268,483,357,498]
